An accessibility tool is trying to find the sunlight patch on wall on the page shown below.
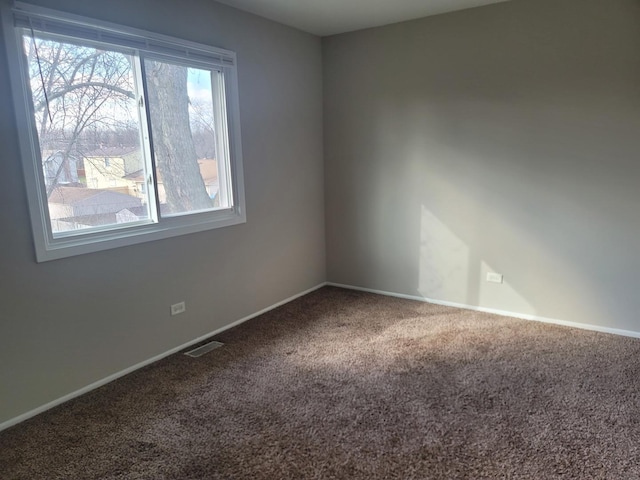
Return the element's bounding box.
[418,205,534,315]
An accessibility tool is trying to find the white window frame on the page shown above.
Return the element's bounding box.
[1,2,246,262]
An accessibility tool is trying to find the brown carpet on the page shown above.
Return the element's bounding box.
[2,286,640,479]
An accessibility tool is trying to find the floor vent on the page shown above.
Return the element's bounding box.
[184,341,224,358]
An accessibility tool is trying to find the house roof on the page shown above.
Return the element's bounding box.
[49,186,105,203]
[127,204,171,216]
[48,186,139,205]
[56,213,119,226]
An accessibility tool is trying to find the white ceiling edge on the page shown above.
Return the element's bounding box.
[215,0,511,36]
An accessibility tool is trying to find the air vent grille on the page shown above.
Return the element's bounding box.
[184,341,224,358]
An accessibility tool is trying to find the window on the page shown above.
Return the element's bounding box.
[2,2,245,261]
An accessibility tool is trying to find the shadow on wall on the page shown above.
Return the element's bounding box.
[418,206,534,315]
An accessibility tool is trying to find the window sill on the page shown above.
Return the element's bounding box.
[35,207,246,262]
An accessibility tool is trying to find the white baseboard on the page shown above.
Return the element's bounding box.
[327,282,640,340]
[0,282,327,433]
[6,281,637,432]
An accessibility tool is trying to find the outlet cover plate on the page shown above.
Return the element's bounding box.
[171,301,186,315]
[486,272,503,284]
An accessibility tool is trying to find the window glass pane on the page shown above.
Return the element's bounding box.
[22,33,151,235]
[144,58,223,216]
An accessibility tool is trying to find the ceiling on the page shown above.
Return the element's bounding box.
[215,0,510,36]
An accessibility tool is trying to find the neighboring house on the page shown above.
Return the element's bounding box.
[83,146,142,195]
[198,159,220,202]
[85,148,218,205]
[48,186,144,233]
[125,158,220,205]
[42,151,81,187]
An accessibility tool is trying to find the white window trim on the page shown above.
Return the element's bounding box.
[1,2,246,262]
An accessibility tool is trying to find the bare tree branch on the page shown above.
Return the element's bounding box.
[34,82,135,113]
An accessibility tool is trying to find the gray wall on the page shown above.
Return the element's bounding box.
[3,0,639,428]
[324,0,640,329]
[0,0,325,424]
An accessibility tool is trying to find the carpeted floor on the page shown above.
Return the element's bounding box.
[2,286,640,479]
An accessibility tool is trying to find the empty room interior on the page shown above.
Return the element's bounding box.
[1,0,640,477]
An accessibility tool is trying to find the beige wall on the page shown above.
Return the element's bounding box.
[324,0,640,329]
[0,0,325,424]
[84,156,136,192]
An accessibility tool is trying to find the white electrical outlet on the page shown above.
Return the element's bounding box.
[171,301,186,316]
[486,272,503,284]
